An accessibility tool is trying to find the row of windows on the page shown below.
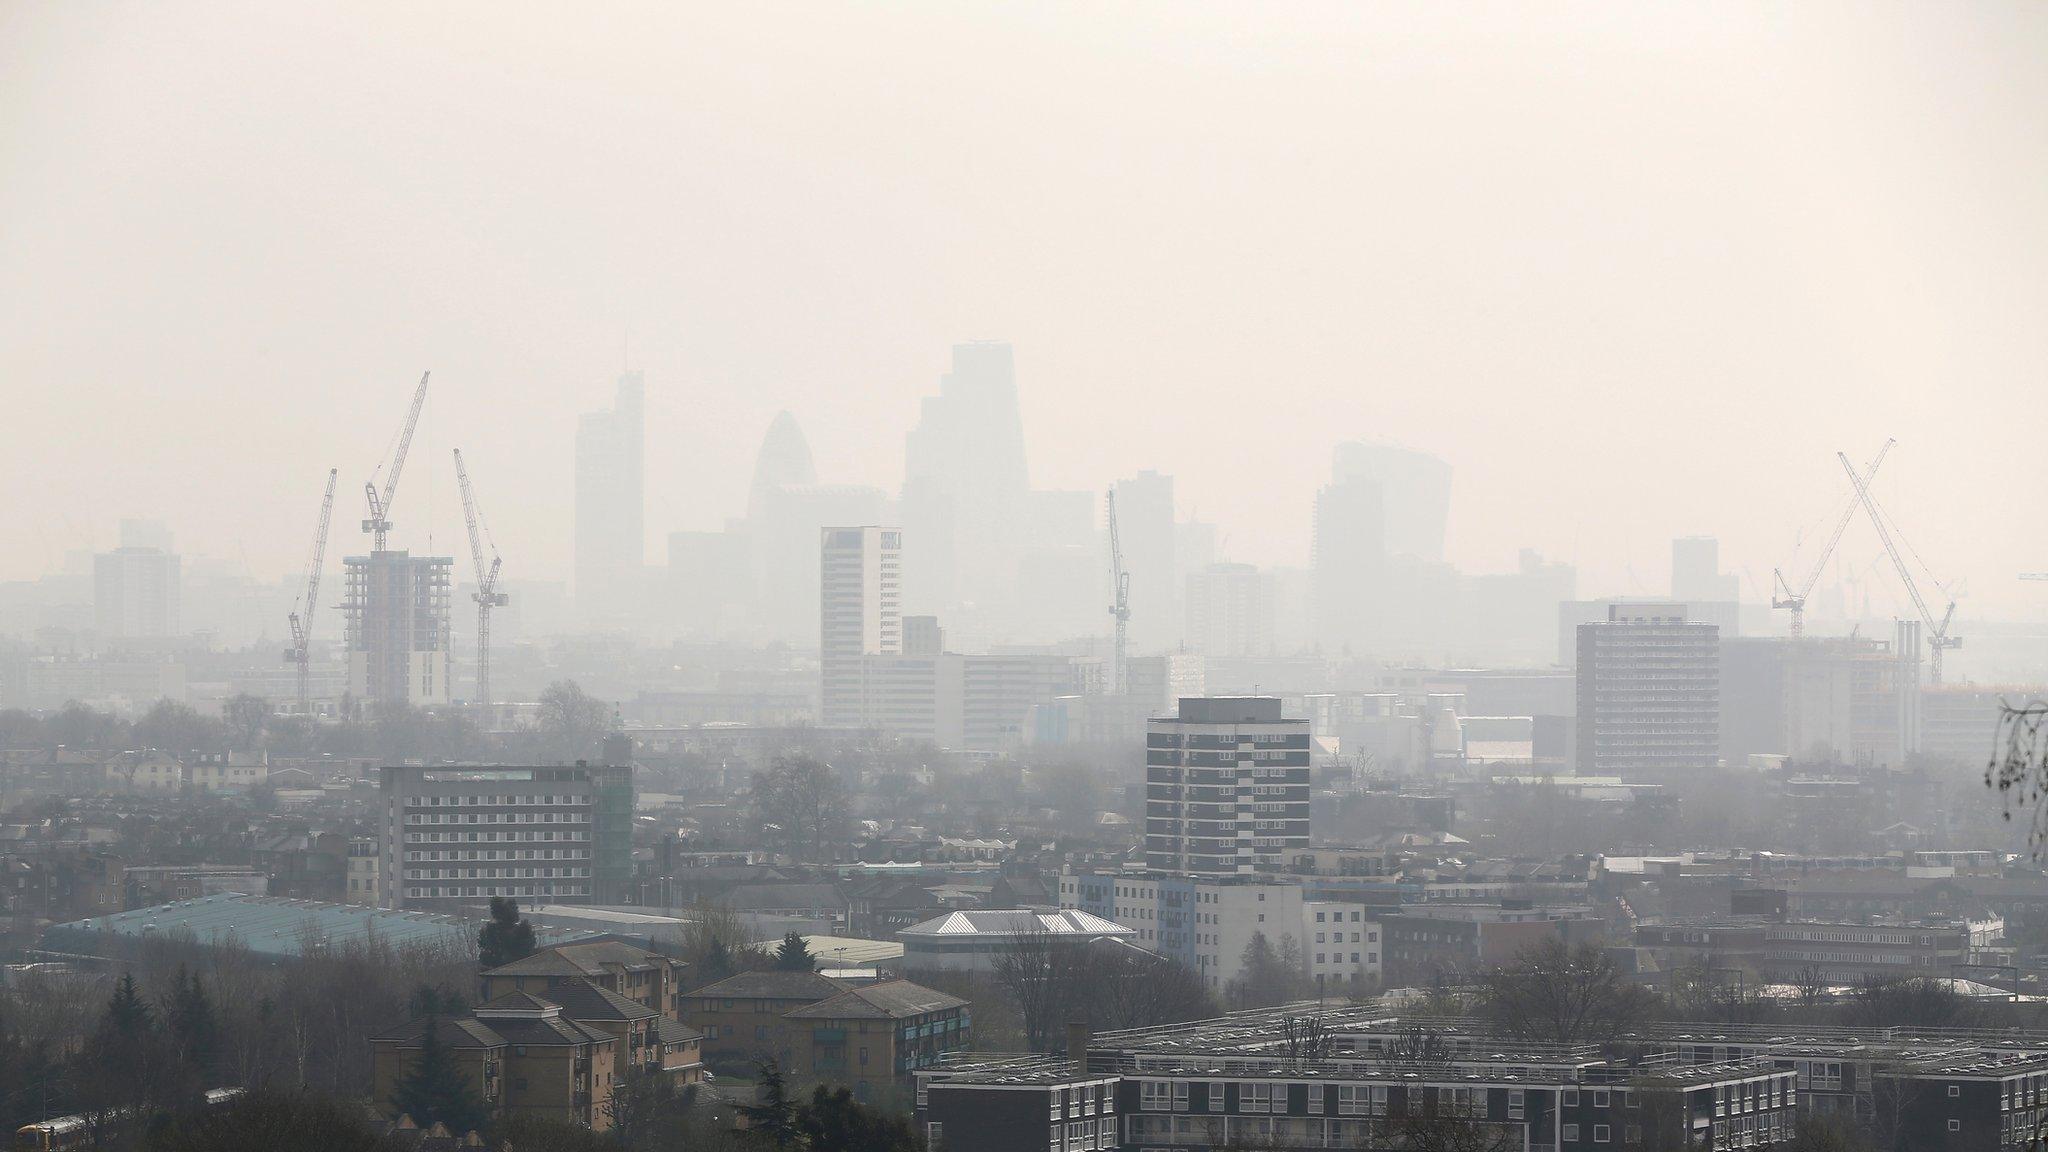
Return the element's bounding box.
[404,830,589,843]
[409,794,586,806]
[405,883,588,898]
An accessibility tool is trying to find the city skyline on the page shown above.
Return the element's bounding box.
[3,4,2045,620]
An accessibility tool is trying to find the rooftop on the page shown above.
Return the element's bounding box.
[45,893,594,960]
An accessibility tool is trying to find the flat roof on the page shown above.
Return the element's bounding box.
[44,892,594,960]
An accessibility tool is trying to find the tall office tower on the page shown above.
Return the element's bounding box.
[901,342,1030,618]
[755,485,889,643]
[1145,697,1310,877]
[1576,603,1720,776]
[380,763,631,910]
[94,521,181,640]
[1311,469,1384,654]
[820,526,902,728]
[1185,563,1271,657]
[1112,470,1179,652]
[903,615,945,656]
[748,410,819,519]
[1672,535,1740,603]
[1330,441,1452,561]
[574,370,646,622]
[342,552,453,708]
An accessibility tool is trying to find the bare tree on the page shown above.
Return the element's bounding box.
[750,755,848,863]
[1279,1013,1331,1069]
[1990,700,2048,852]
[991,922,1086,1054]
[1480,939,1654,1045]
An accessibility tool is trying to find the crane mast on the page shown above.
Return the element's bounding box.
[1772,439,1893,637]
[283,468,339,718]
[1107,489,1131,696]
[362,371,431,551]
[1837,449,1961,683]
[453,449,508,722]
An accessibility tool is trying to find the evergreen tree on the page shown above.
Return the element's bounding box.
[797,1085,919,1152]
[697,937,738,987]
[772,933,816,972]
[105,971,153,1038]
[478,897,536,969]
[389,1017,486,1134]
[736,1058,804,1149]
[165,965,219,1081]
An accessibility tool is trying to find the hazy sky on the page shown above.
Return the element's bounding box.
[4,3,2045,618]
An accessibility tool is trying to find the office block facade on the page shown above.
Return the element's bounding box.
[1576,604,1719,776]
[380,765,631,910]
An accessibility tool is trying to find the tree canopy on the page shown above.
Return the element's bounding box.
[478,897,537,970]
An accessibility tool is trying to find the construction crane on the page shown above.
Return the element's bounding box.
[1106,488,1131,697]
[282,468,339,718]
[453,449,508,722]
[1838,449,1961,683]
[361,371,431,551]
[1771,439,1894,637]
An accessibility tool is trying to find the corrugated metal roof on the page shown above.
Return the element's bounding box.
[43,892,594,959]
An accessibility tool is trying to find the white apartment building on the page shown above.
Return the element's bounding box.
[1059,871,1306,990]
[1302,901,1382,989]
[820,526,902,729]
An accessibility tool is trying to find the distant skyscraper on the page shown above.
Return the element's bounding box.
[1312,470,1384,654]
[757,485,889,644]
[1672,535,1740,604]
[1186,563,1270,657]
[902,342,1031,618]
[1331,442,1452,562]
[574,370,645,622]
[1112,470,1178,652]
[748,410,819,520]
[820,526,902,728]
[94,525,180,640]
[1576,603,1719,776]
[1145,697,1310,876]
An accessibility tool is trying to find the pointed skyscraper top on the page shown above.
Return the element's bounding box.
[749,410,819,519]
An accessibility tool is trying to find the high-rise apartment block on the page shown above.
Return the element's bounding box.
[575,370,646,622]
[1576,603,1719,776]
[342,551,452,708]
[94,543,181,640]
[1145,697,1310,876]
[380,764,633,910]
[1185,562,1270,657]
[820,526,902,728]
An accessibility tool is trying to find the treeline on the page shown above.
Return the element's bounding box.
[0,926,475,1142]
[0,680,616,765]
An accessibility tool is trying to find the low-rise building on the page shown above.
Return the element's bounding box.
[370,991,619,1131]
[481,941,685,1022]
[679,970,853,1071]
[898,909,1135,973]
[783,979,971,1101]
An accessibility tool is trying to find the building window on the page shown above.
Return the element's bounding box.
[1562,1124,1579,1142]
[1949,1120,1962,1132]
[1595,1124,1610,1143]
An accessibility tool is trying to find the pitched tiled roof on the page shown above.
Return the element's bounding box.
[371,1017,507,1048]
[684,970,850,1001]
[484,939,664,977]
[543,978,657,1021]
[783,979,967,1021]
[656,1017,704,1045]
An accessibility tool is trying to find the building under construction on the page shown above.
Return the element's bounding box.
[342,550,453,709]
